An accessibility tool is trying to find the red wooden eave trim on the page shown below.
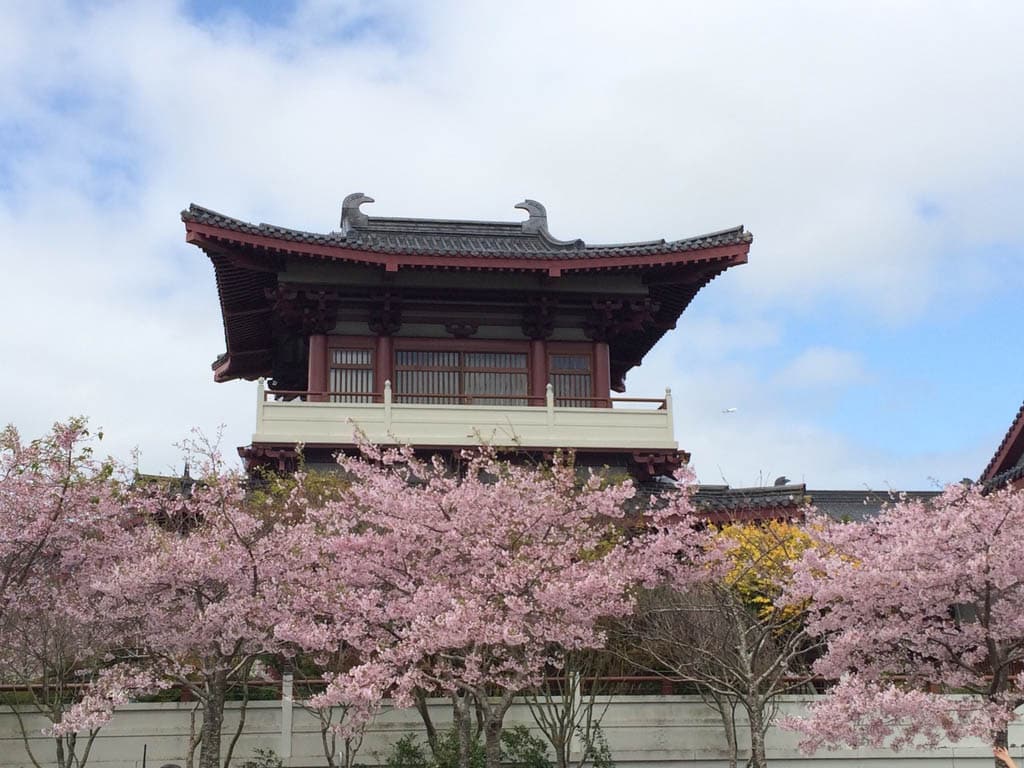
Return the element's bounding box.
[981,401,1024,483]
[185,223,749,275]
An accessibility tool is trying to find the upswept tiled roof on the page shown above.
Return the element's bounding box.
[185,194,752,383]
[693,484,809,514]
[182,194,752,262]
[806,489,941,522]
[981,400,1024,486]
[689,484,941,523]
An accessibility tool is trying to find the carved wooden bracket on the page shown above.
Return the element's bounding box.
[630,451,686,481]
[266,286,340,335]
[584,297,660,341]
[238,445,299,473]
[368,291,403,335]
[521,296,558,340]
[444,322,479,338]
[583,298,622,341]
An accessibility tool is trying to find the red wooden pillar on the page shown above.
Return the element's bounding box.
[375,335,393,402]
[530,339,547,405]
[307,334,328,402]
[593,341,611,407]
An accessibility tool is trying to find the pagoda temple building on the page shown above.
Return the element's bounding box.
[183,194,752,479]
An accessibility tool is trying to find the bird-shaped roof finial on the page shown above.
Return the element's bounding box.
[515,199,548,235]
[340,192,375,232]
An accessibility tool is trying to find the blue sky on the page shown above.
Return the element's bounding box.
[1,1,1021,489]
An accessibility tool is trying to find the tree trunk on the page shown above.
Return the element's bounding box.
[415,690,440,759]
[198,670,227,768]
[185,703,202,768]
[452,692,474,768]
[317,708,338,768]
[484,717,503,768]
[746,699,768,768]
[706,694,739,768]
[480,690,515,768]
[994,727,1009,768]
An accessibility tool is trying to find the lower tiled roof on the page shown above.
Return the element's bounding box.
[687,484,941,523]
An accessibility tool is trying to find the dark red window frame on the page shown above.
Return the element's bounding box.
[320,336,608,405]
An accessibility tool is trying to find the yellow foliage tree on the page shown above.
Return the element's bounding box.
[716,519,814,622]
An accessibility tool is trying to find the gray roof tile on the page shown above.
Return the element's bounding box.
[182,194,752,262]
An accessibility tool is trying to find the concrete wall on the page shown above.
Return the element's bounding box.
[0,694,1015,768]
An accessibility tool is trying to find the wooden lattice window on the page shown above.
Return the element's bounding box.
[394,349,528,405]
[550,353,593,407]
[329,348,374,403]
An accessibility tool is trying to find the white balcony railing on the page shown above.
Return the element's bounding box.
[252,380,676,451]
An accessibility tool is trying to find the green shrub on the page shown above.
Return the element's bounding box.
[382,727,550,768]
[500,726,551,768]
[384,734,432,768]
[241,747,283,768]
[579,724,614,768]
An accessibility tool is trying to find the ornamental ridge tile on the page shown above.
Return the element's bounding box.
[182,195,752,262]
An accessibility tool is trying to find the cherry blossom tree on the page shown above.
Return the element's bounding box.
[785,483,1024,756]
[0,568,120,768]
[278,447,704,768]
[0,419,109,633]
[0,420,131,768]
[59,453,314,768]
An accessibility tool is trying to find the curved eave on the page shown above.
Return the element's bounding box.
[212,349,272,382]
[981,400,1024,484]
[185,222,750,276]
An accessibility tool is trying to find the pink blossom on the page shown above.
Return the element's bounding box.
[785,484,1024,750]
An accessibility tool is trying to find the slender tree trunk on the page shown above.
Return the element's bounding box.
[77,729,100,768]
[746,699,768,768]
[452,692,474,768]
[415,690,440,758]
[8,704,44,768]
[199,670,227,768]
[223,665,253,768]
[343,731,364,768]
[483,717,502,768]
[185,703,202,768]
[317,708,338,768]
[994,727,1009,768]
[706,694,739,768]
[480,691,515,768]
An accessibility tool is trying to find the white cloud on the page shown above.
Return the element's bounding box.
[0,0,1021,481]
[775,347,866,390]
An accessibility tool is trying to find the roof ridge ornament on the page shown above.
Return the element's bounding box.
[340,192,375,234]
[515,199,584,248]
[515,199,548,234]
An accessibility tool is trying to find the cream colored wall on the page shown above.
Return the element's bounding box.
[253,381,676,451]
[0,694,1013,768]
